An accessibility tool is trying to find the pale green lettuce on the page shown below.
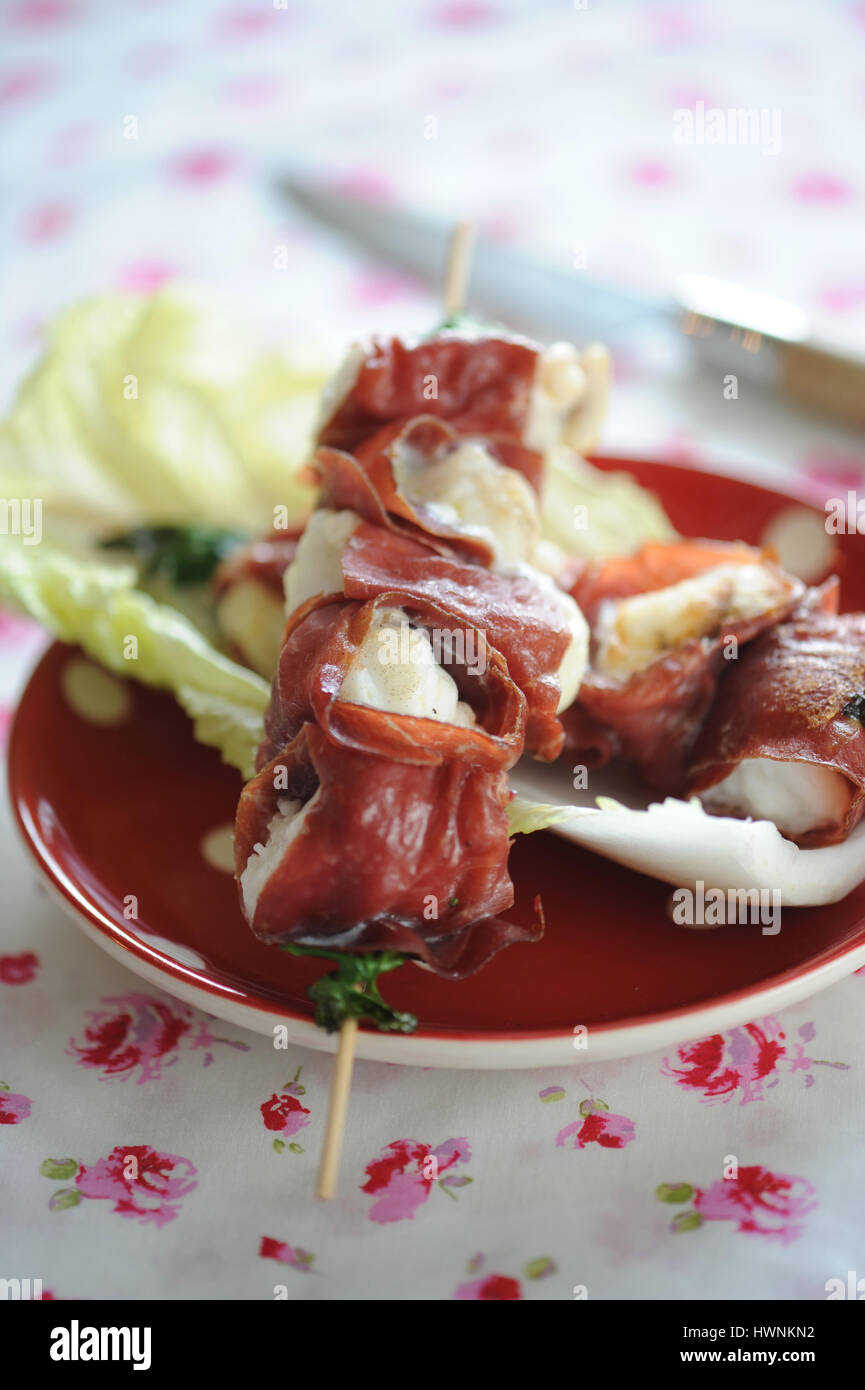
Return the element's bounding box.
[0,285,328,551]
[507,794,576,836]
[507,791,631,837]
[0,546,268,777]
[539,445,676,559]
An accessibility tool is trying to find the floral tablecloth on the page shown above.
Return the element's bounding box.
[2,0,864,1301]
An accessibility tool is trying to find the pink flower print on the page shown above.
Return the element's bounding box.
[223,75,283,108]
[663,1025,776,1101]
[361,1137,472,1224]
[662,1017,846,1104]
[0,66,56,107]
[0,1085,31,1124]
[694,1167,817,1244]
[431,2,498,27]
[556,1098,635,1150]
[349,269,418,308]
[170,150,237,185]
[75,1145,197,1227]
[819,283,865,315]
[117,261,176,293]
[454,1273,522,1300]
[0,951,39,985]
[629,159,675,189]
[646,6,700,43]
[7,1,80,26]
[670,87,718,111]
[656,1166,817,1243]
[259,1236,315,1273]
[261,1095,308,1136]
[453,1252,524,1299]
[330,168,393,205]
[68,992,248,1083]
[261,1068,310,1151]
[791,173,852,204]
[213,8,283,41]
[22,202,75,242]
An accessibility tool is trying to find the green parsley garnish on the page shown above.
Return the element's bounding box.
[100,524,248,586]
[281,946,418,1034]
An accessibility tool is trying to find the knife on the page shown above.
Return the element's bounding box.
[282,175,865,431]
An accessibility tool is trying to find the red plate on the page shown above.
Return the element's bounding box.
[8,458,865,1067]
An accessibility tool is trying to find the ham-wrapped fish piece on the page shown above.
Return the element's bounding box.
[562,540,804,791]
[338,521,584,760]
[688,581,865,847]
[283,507,588,760]
[316,417,540,568]
[235,589,542,976]
[315,333,609,573]
[315,411,536,564]
[232,330,610,984]
[317,333,609,461]
[213,529,301,677]
[236,724,542,976]
[256,589,526,772]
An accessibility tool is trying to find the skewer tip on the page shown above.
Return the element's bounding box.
[442,221,476,318]
[316,1016,359,1200]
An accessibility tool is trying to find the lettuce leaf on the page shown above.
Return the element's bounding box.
[0,286,327,551]
[539,445,677,559]
[0,545,268,777]
[175,685,268,782]
[506,794,577,836]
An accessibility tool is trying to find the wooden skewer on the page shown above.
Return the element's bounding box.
[316,221,477,1201]
[317,1016,358,1200]
[442,221,476,318]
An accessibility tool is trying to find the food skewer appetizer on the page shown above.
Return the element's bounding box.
[4,249,865,1200]
[236,226,606,1192]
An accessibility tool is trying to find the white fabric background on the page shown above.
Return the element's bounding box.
[1,0,864,1300]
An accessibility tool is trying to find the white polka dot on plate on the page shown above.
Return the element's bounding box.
[61,658,133,726]
[761,506,836,583]
[200,824,236,874]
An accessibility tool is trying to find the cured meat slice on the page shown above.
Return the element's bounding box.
[688,581,865,847]
[340,521,577,760]
[257,591,526,773]
[317,335,541,456]
[235,723,542,976]
[562,540,803,790]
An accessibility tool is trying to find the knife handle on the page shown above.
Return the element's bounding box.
[779,341,865,430]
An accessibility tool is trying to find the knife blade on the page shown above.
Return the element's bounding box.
[281,174,666,344]
[281,174,865,431]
